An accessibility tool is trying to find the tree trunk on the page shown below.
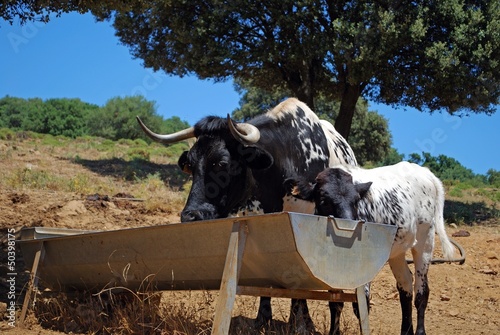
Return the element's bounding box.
[295,90,315,112]
[335,84,362,140]
[285,65,316,112]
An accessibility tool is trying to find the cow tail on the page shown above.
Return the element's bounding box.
[434,176,455,260]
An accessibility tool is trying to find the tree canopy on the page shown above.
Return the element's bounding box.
[109,0,500,139]
[408,151,480,182]
[0,95,189,141]
[2,1,499,139]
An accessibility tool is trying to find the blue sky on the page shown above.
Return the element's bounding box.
[1,13,498,175]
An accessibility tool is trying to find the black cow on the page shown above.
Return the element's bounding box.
[137,98,358,332]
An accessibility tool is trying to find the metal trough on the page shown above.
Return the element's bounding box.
[19,212,397,334]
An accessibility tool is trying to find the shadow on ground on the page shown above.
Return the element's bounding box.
[444,200,500,225]
[70,157,189,189]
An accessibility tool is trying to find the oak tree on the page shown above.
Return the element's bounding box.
[3,1,499,139]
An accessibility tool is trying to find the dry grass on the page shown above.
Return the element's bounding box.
[0,132,189,217]
[30,288,363,335]
[4,130,497,334]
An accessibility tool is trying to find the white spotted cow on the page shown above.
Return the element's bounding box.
[289,161,456,335]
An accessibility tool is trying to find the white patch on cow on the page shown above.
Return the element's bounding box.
[266,98,304,121]
[263,98,357,168]
[301,137,329,167]
[230,199,265,217]
[320,120,358,166]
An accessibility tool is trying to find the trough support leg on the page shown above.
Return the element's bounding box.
[211,221,248,335]
[356,285,370,335]
[19,241,45,328]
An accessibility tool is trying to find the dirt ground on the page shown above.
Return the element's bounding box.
[0,139,498,334]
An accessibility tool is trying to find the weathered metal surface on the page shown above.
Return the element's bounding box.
[19,212,397,293]
[291,215,398,289]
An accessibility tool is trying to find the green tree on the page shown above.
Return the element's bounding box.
[232,80,289,121]
[89,96,159,140]
[3,1,499,139]
[0,96,97,137]
[0,96,33,129]
[233,80,392,165]
[0,1,130,25]
[486,169,500,187]
[376,148,405,167]
[108,0,499,139]
[88,95,190,141]
[408,152,481,182]
[43,98,98,137]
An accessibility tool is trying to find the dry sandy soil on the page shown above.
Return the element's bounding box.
[0,137,498,334]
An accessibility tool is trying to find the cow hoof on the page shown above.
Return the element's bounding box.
[253,317,270,331]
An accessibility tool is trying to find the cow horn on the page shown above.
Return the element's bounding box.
[226,114,260,144]
[136,116,195,144]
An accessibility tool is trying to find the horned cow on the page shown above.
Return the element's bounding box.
[137,98,358,333]
[289,161,455,335]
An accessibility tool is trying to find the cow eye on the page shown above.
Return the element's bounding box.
[182,163,192,174]
[213,161,228,168]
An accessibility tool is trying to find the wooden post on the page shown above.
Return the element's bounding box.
[19,241,45,327]
[211,221,248,335]
[356,285,370,335]
[236,286,357,303]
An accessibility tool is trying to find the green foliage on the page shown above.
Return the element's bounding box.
[232,80,285,121]
[376,148,405,167]
[486,169,500,187]
[94,0,500,138]
[408,152,484,183]
[0,95,190,143]
[87,96,160,141]
[0,96,98,138]
[407,152,500,207]
[0,1,131,25]
[4,1,499,139]
[232,80,392,165]
[0,128,16,140]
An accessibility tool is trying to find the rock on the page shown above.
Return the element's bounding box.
[440,294,451,301]
[452,230,470,237]
[449,310,459,317]
[478,267,498,275]
[485,251,498,260]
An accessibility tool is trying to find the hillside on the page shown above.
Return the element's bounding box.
[0,131,498,334]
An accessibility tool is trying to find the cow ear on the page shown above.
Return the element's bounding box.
[283,178,298,195]
[178,151,192,174]
[355,182,372,198]
[242,146,274,170]
[284,178,315,200]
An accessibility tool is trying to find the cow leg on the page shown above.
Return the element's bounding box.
[389,254,414,335]
[328,301,344,335]
[412,225,435,335]
[255,296,272,329]
[289,299,315,334]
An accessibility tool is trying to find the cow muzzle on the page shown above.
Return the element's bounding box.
[180,207,218,222]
